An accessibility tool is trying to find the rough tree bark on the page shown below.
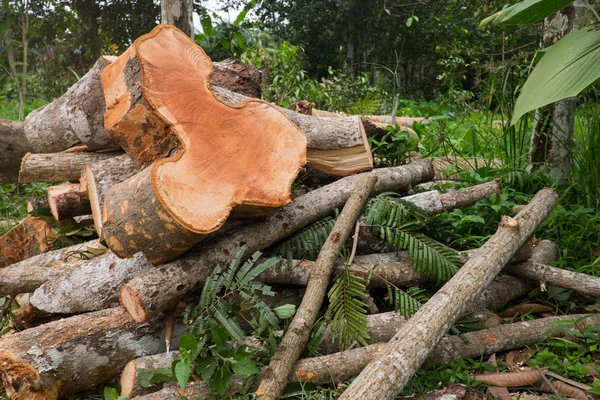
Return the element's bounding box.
[101,25,306,264]
[47,182,90,221]
[161,0,193,37]
[18,151,120,183]
[0,241,98,297]
[119,160,433,322]
[339,188,558,400]
[0,308,174,399]
[505,243,600,297]
[255,174,377,400]
[528,0,589,182]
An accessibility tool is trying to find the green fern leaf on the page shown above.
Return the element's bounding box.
[325,267,370,350]
[388,285,425,318]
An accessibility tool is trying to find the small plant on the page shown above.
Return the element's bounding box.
[369,124,418,167]
[137,247,286,396]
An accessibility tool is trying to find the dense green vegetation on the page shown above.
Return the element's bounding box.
[1,0,599,399]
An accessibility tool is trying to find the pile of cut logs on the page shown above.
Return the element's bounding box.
[0,25,599,400]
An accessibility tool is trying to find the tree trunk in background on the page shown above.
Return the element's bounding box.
[528,0,589,182]
[161,0,194,38]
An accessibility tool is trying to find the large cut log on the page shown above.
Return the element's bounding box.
[0,215,58,268]
[255,174,377,400]
[363,115,430,128]
[0,241,99,297]
[101,25,307,264]
[80,153,138,235]
[18,151,121,183]
[47,182,90,221]
[120,160,433,322]
[0,308,173,399]
[213,86,374,177]
[339,188,558,400]
[0,56,262,184]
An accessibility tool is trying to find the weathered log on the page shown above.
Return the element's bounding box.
[0,215,58,268]
[291,314,600,387]
[101,25,306,264]
[210,58,262,98]
[18,151,120,183]
[11,302,57,330]
[120,160,434,322]
[0,241,98,297]
[340,188,558,400]
[213,86,374,177]
[505,244,600,297]
[27,197,49,212]
[362,115,430,128]
[80,153,138,235]
[255,174,377,400]
[0,119,27,183]
[0,307,172,399]
[30,252,152,313]
[47,182,90,221]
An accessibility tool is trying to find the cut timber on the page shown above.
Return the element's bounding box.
[0,119,27,183]
[362,115,430,128]
[0,57,119,183]
[0,308,169,399]
[47,183,90,221]
[506,241,600,297]
[0,241,98,297]
[30,252,153,313]
[432,157,503,180]
[340,188,558,400]
[0,215,57,267]
[101,25,306,262]
[255,174,377,400]
[18,151,121,183]
[213,86,374,176]
[80,153,138,236]
[210,58,262,98]
[291,314,600,387]
[120,160,434,322]
[121,351,180,397]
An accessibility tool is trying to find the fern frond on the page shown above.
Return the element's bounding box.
[325,267,370,350]
[388,285,426,318]
[214,305,246,343]
[365,194,430,233]
[270,216,336,261]
[348,93,381,115]
[380,228,462,284]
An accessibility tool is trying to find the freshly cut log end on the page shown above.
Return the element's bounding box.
[81,154,138,236]
[101,25,306,261]
[0,354,61,400]
[47,182,90,221]
[0,215,57,268]
[120,351,179,397]
[120,284,148,324]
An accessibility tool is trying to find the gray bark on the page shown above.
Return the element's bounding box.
[18,151,121,183]
[161,0,193,37]
[340,188,558,400]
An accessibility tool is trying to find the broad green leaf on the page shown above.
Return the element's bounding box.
[200,16,215,37]
[234,0,256,26]
[103,387,119,400]
[210,326,229,346]
[196,356,217,381]
[213,366,233,396]
[511,25,600,124]
[480,0,575,28]
[178,333,198,356]
[137,368,154,388]
[231,356,260,375]
[273,304,296,319]
[174,359,191,390]
[151,367,174,385]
